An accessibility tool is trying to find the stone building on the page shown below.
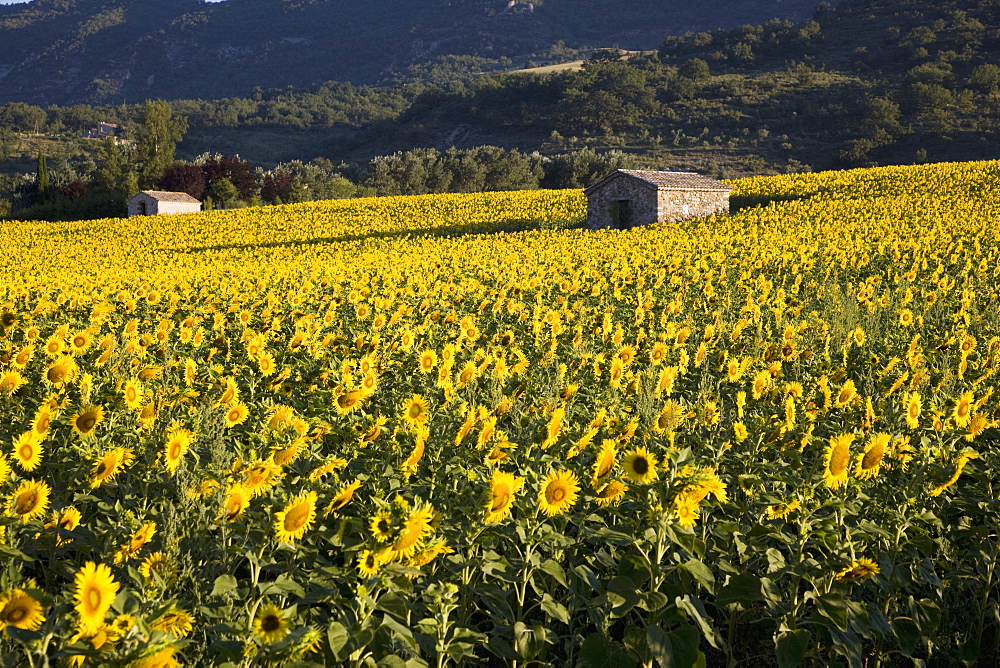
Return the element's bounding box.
[126,191,202,217]
[584,170,731,230]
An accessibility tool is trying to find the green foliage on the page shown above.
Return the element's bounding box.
[136,101,188,189]
[35,151,49,203]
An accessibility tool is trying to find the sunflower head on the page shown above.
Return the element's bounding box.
[537,469,580,517]
[622,447,657,484]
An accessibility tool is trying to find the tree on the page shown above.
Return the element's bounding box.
[970,64,1000,96]
[36,151,50,203]
[96,137,127,198]
[198,154,256,200]
[207,178,238,209]
[159,164,207,200]
[136,100,188,188]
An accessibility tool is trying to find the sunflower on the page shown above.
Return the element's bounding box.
[594,480,628,507]
[357,549,383,577]
[257,352,276,377]
[765,499,801,520]
[43,334,63,357]
[484,470,524,524]
[622,447,658,484]
[904,391,921,429]
[0,454,9,481]
[823,434,854,488]
[150,608,193,637]
[163,426,192,475]
[47,506,82,544]
[12,345,34,369]
[274,491,318,543]
[537,469,580,517]
[222,484,251,522]
[324,480,362,515]
[0,589,45,631]
[402,394,429,429]
[45,356,77,386]
[242,460,282,497]
[140,552,180,588]
[0,370,25,395]
[952,390,974,428]
[672,492,700,527]
[834,379,858,408]
[419,349,437,373]
[369,510,395,542]
[388,504,435,560]
[218,378,239,406]
[835,558,880,581]
[12,432,43,472]
[90,448,135,488]
[457,361,477,386]
[224,402,249,428]
[855,433,889,480]
[264,405,295,432]
[74,562,119,634]
[591,440,617,484]
[138,401,158,430]
[8,479,51,522]
[403,427,428,469]
[271,438,307,466]
[131,647,181,668]
[68,330,93,354]
[308,458,347,481]
[71,405,104,438]
[335,389,364,415]
[253,603,289,643]
[114,521,157,564]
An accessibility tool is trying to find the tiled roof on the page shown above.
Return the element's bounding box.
[585,170,732,193]
[135,190,201,203]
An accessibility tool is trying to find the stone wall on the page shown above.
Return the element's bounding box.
[155,201,202,216]
[587,175,730,229]
[655,189,729,223]
[585,177,658,230]
[127,194,201,217]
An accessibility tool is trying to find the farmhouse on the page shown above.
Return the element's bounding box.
[127,191,202,217]
[584,170,731,230]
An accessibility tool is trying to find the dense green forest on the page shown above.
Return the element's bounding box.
[2,0,999,220]
[0,0,819,105]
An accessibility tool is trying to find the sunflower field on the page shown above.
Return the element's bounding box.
[2,160,1000,666]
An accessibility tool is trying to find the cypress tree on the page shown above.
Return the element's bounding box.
[36,150,49,202]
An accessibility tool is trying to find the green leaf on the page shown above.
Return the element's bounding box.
[676,595,724,650]
[540,593,570,624]
[210,574,238,597]
[715,573,763,607]
[909,597,941,636]
[381,615,419,653]
[579,632,636,668]
[892,619,920,657]
[327,621,349,659]
[680,559,715,594]
[608,575,642,618]
[540,558,568,587]
[669,626,705,668]
[814,592,848,631]
[646,624,704,668]
[376,592,410,621]
[775,629,811,668]
[646,624,674,668]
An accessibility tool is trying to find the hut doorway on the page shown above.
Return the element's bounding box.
[609,198,633,229]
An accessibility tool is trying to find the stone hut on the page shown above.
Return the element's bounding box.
[126,191,202,217]
[584,170,731,230]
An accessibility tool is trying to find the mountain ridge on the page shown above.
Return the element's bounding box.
[0,0,821,105]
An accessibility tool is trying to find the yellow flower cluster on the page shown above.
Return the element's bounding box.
[0,161,998,663]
